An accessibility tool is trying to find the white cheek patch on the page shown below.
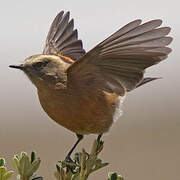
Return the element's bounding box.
[113,95,126,122]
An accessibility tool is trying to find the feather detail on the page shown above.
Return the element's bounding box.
[43,11,86,60]
[67,18,172,95]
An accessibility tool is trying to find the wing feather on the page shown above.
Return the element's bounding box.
[67,19,172,95]
[43,11,86,61]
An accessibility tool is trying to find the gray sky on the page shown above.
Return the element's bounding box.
[0,1,180,180]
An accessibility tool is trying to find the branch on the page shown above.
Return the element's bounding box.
[55,139,109,180]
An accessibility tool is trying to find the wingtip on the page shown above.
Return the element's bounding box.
[136,19,142,23]
[136,77,162,88]
[65,11,70,17]
[151,19,163,26]
[156,19,163,25]
[165,36,173,45]
[57,10,64,17]
[131,19,142,26]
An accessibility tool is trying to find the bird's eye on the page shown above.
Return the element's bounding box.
[35,62,44,68]
[33,61,49,69]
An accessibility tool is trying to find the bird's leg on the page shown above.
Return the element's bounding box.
[65,134,83,162]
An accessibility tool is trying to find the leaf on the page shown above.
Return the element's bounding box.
[72,173,80,180]
[31,159,41,173]
[19,154,30,177]
[12,157,20,173]
[0,166,7,176]
[117,175,124,180]
[3,171,13,180]
[20,152,27,159]
[56,164,60,173]
[25,159,41,177]
[108,172,118,180]
[15,155,19,160]
[0,159,5,167]
[31,152,36,163]
[74,153,81,164]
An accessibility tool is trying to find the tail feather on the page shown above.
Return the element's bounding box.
[136,77,161,88]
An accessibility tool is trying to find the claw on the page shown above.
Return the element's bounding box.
[65,155,74,163]
[64,155,76,173]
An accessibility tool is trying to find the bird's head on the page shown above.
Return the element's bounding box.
[9,54,69,88]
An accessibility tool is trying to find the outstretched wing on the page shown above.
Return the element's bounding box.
[67,19,172,96]
[43,11,86,62]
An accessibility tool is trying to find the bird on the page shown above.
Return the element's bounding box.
[9,10,172,161]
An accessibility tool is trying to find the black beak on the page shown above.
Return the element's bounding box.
[9,64,24,70]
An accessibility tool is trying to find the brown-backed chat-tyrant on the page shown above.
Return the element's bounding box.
[9,11,172,161]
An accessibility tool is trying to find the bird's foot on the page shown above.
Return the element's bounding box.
[65,155,74,163]
[64,155,77,173]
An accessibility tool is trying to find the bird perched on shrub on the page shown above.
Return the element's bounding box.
[9,11,172,161]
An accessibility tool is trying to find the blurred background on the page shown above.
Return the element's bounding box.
[0,0,179,179]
